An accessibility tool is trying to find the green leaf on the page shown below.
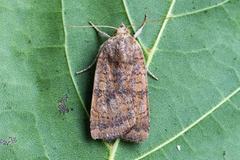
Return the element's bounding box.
[1,0,240,159]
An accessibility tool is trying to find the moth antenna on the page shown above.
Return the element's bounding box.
[63,25,118,30]
[126,17,172,29]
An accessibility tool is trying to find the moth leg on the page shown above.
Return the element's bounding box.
[133,14,147,38]
[89,21,111,38]
[147,69,158,80]
[75,51,101,74]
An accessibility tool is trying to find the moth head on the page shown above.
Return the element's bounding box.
[114,23,130,35]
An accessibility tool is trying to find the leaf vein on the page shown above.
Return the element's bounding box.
[135,86,240,159]
[144,0,176,68]
[61,0,89,117]
[172,0,230,19]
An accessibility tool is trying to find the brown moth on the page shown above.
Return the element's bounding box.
[76,15,157,142]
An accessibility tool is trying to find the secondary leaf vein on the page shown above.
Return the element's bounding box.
[172,0,230,19]
[61,0,89,117]
[145,0,176,68]
[135,86,240,159]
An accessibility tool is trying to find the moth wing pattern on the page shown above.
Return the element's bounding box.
[90,31,149,142]
[121,41,149,142]
[90,45,136,141]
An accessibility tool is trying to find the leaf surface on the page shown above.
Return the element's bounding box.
[1,0,240,159]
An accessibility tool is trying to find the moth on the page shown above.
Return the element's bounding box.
[75,15,160,142]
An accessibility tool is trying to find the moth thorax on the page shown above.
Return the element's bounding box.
[114,23,130,35]
[108,43,134,63]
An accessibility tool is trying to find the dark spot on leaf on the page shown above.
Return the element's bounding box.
[71,108,73,111]
[0,137,17,145]
[28,40,31,44]
[204,10,207,13]
[0,139,8,145]
[193,7,195,9]
[223,151,226,160]
[165,129,167,132]
[58,94,69,115]
[8,137,17,144]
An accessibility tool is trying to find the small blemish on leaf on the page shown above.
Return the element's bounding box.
[0,137,17,145]
[0,139,8,145]
[8,137,17,144]
[58,94,69,115]
[177,145,181,151]
[109,143,114,147]
[147,49,152,52]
